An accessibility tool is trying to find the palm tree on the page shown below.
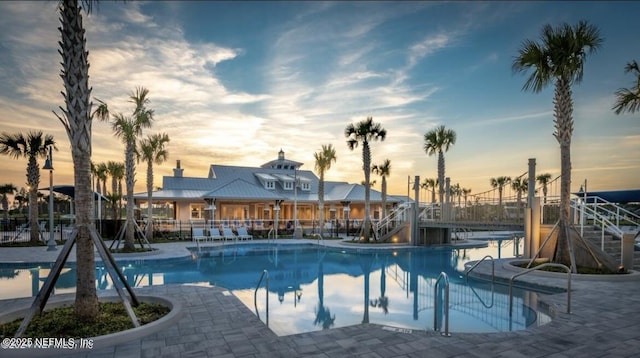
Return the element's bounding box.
[93,162,108,195]
[106,161,124,220]
[372,159,391,220]
[138,133,170,240]
[0,131,56,243]
[613,60,640,115]
[0,183,17,226]
[98,87,154,251]
[536,173,553,204]
[462,188,472,207]
[513,21,602,267]
[423,125,456,206]
[313,144,337,236]
[345,117,386,242]
[53,0,99,320]
[490,176,511,220]
[421,178,437,204]
[511,177,528,221]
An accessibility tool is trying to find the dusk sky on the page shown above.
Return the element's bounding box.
[0,1,638,199]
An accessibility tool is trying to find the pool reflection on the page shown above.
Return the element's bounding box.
[0,241,547,335]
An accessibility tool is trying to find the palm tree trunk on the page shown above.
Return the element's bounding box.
[554,76,573,265]
[27,157,40,243]
[318,171,325,236]
[124,142,136,251]
[363,143,371,242]
[58,0,99,320]
[437,151,445,205]
[146,160,153,241]
[381,176,387,220]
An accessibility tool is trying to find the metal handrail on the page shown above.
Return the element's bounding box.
[465,255,495,284]
[433,272,451,337]
[254,270,269,326]
[509,263,571,317]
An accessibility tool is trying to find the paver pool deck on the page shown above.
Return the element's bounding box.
[1,239,639,357]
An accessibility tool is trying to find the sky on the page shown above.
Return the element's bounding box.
[0,1,638,200]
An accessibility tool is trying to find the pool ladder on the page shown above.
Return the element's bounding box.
[433,272,450,337]
[254,270,269,326]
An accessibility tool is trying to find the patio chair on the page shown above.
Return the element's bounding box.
[222,227,238,242]
[236,226,253,240]
[192,227,208,243]
[208,226,224,241]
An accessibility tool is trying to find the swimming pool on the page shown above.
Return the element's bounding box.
[0,237,552,336]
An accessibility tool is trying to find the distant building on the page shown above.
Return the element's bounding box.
[133,150,404,228]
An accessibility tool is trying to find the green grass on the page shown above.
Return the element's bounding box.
[0,302,170,338]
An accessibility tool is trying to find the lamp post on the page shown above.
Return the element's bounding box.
[42,146,56,251]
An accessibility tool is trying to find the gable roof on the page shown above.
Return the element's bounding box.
[135,162,402,204]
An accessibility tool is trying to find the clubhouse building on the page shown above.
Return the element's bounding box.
[134,150,405,231]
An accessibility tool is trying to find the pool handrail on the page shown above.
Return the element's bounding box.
[254,269,269,326]
[509,263,571,317]
[433,271,451,337]
[465,255,495,284]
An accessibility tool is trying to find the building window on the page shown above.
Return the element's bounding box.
[284,181,293,190]
[265,181,274,189]
[301,183,310,191]
[190,204,204,219]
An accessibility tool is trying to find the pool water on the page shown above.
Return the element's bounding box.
[0,239,551,336]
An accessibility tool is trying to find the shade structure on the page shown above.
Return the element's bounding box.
[38,185,109,201]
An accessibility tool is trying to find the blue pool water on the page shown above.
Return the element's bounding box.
[0,239,552,336]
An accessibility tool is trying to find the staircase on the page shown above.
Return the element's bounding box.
[580,226,640,270]
[571,196,640,270]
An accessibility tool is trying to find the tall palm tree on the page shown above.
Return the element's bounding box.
[138,133,170,240]
[372,159,391,220]
[53,0,99,320]
[423,125,456,205]
[0,183,17,225]
[0,131,57,243]
[98,87,154,251]
[421,178,437,204]
[511,177,528,221]
[313,144,337,236]
[613,60,640,115]
[345,117,386,242]
[513,21,602,267]
[490,176,511,220]
[536,173,553,204]
[106,161,124,220]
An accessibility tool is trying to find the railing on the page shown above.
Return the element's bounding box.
[509,263,571,317]
[254,270,269,326]
[465,255,495,284]
[572,196,640,241]
[433,272,450,337]
[374,202,412,240]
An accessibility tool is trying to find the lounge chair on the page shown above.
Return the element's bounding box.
[209,227,224,241]
[192,228,208,243]
[236,226,253,240]
[222,227,238,242]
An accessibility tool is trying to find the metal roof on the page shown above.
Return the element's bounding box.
[574,189,640,203]
[135,161,402,204]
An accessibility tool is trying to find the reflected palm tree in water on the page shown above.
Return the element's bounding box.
[314,260,335,329]
[370,259,389,314]
[358,253,375,324]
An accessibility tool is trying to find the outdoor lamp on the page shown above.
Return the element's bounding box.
[42,147,56,251]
